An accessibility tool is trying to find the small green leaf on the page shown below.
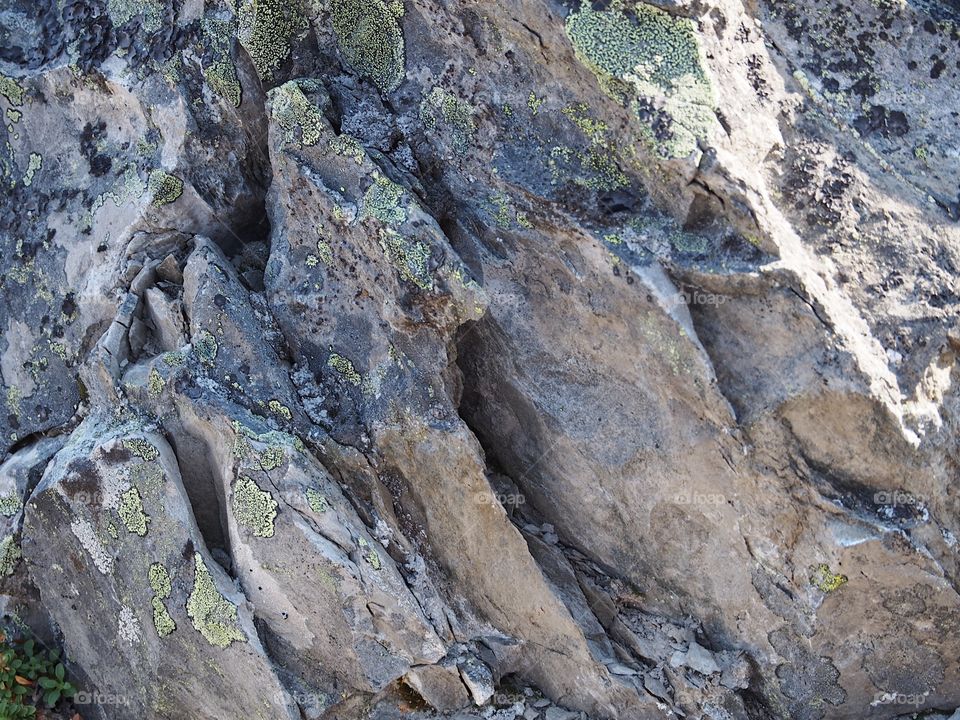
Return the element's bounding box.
[55,663,64,681]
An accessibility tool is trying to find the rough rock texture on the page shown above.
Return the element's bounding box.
[0,0,958,719]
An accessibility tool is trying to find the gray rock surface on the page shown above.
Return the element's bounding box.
[0,0,958,719]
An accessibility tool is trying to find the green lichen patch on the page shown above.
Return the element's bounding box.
[123,438,159,461]
[107,0,163,32]
[202,18,242,107]
[237,0,307,79]
[270,80,326,148]
[22,153,41,187]
[148,368,165,396]
[363,173,407,225]
[357,537,381,570]
[268,399,292,421]
[0,74,25,106]
[0,535,21,576]
[328,133,366,164]
[809,563,848,593]
[565,2,715,158]
[258,446,285,471]
[331,0,406,93]
[379,229,433,290]
[420,86,475,150]
[195,330,219,366]
[328,352,362,386]
[149,562,176,638]
[305,488,328,513]
[186,553,246,648]
[148,170,184,207]
[118,487,149,536]
[232,475,278,538]
[0,492,22,517]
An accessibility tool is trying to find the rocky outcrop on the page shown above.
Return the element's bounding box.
[1,0,959,719]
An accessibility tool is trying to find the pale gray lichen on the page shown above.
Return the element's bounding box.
[118,605,141,645]
[22,153,41,187]
[70,517,113,574]
[330,0,406,93]
[232,475,278,538]
[186,553,246,648]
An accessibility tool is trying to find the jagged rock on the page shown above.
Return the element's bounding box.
[1,0,959,718]
[21,418,298,719]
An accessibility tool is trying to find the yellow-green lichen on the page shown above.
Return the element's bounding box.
[420,86,475,151]
[316,238,333,265]
[123,438,159,461]
[305,488,328,513]
[0,493,22,517]
[270,79,326,148]
[107,0,163,32]
[379,229,433,290]
[186,553,246,647]
[237,0,307,79]
[357,537,381,570]
[258,446,285,471]
[118,487,149,536]
[202,18,242,107]
[148,368,165,396]
[363,173,407,225]
[232,475,278,538]
[0,74,25,106]
[528,91,544,115]
[268,399,292,421]
[0,535,21,576]
[329,133,366,164]
[149,562,176,638]
[6,108,21,124]
[565,2,715,159]
[148,170,184,207]
[195,330,219,366]
[328,352,362,386]
[22,153,41,187]
[331,0,406,93]
[809,564,848,593]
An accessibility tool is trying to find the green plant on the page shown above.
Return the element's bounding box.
[0,630,75,718]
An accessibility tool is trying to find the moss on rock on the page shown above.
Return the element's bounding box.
[330,0,406,93]
[186,553,246,648]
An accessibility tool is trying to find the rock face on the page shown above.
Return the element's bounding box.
[0,1,958,719]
